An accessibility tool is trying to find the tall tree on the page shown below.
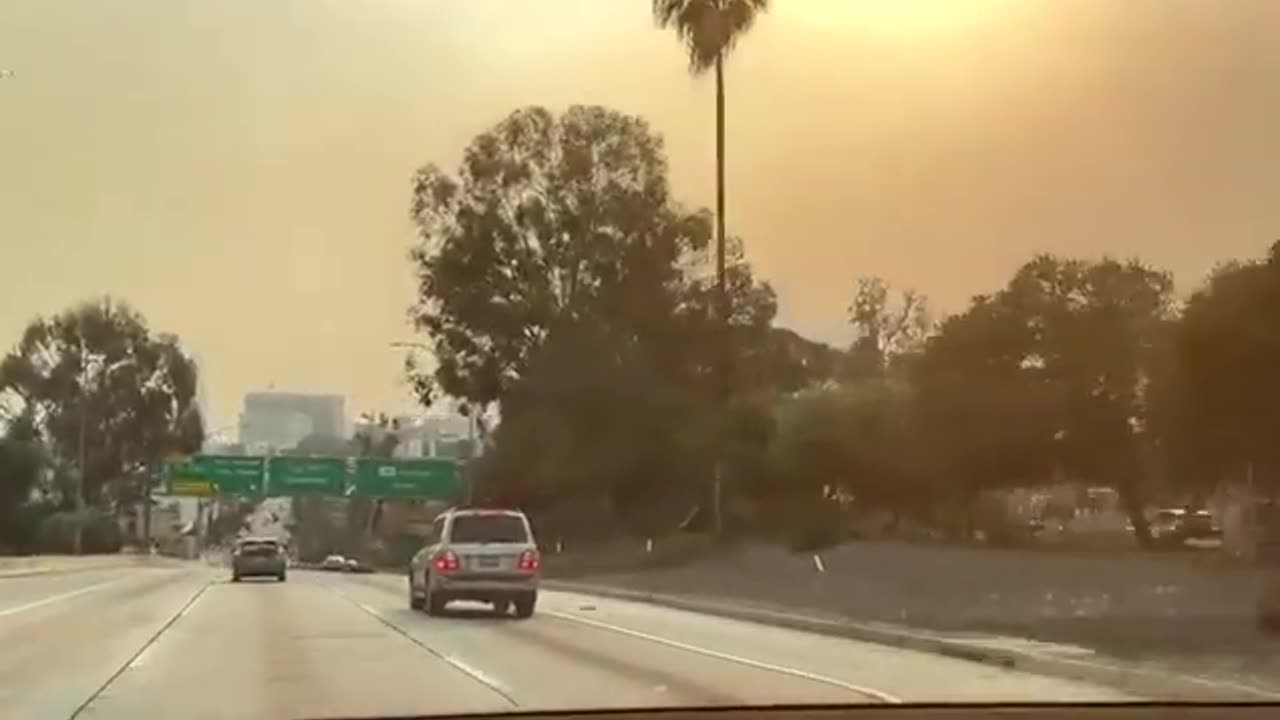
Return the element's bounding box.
[846,276,930,379]
[653,0,770,390]
[408,104,778,536]
[1177,242,1280,485]
[1014,256,1175,544]
[0,412,45,550]
[408,105,711,409]
[912,293,1062,537]
[0,298,204,535]
[913,256,1176,544]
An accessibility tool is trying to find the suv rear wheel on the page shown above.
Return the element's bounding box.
[408,572,424,610]
[426,589,448,616]
[513,592,536,619]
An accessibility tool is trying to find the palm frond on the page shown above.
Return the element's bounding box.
[652,0,769,73]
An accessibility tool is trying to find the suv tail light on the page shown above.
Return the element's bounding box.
[433,550,460,573]
[517,549,540,573]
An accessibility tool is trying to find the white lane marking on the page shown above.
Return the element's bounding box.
[353,600,513,697]
[128,642,158,669]
[547,608,901,704]
[0,579,122,618]
[130,585,207,669]
[339,594,516,705]
[70,581,212,719]
[443,653,515,697]
[180,591,205,619]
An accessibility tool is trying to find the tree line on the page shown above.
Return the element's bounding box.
[402,101,1280,549]
[0,299,204,553]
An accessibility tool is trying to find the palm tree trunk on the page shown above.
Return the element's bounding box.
[715,53,727,342]
[714,52,728,539]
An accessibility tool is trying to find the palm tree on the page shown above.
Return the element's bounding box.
[654,0,768,536]
[653,0,768,368]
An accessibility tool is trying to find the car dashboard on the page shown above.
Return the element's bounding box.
[313,702,1280,720]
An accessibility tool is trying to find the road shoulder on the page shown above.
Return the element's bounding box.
[545,579,1280,702]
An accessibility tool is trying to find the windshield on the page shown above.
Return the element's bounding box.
[448,515,529,544]
[3,0,1280,717]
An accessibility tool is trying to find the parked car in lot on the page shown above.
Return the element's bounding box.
[231,537,287,582]
[321,554,346,571]
[408,507,540,618]
[1140,508,1220,547]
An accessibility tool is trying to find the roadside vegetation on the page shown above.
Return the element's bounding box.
[401,101,1280,553]
[0,299,204,553]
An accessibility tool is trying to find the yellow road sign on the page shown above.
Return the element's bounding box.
[169,478,216,497]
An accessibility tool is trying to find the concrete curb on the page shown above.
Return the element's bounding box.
[546,580,1280,703]
[0,557,186,579]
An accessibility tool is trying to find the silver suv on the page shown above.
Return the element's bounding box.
[231,536,287,582]
[408,507,540,618]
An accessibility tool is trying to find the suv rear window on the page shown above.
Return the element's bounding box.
[448,514,528,544]
[240,541,279,556]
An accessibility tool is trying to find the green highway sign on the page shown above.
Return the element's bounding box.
[352,458,460,499]
[267,456,346,496]
[165,455,265,497]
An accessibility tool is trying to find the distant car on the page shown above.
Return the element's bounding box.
[344,557,375,574]
[408,507,540,618]
[231,537,287,582]
[321,554,346,571]
[1140,508,1219,546]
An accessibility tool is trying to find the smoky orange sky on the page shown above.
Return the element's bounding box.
[2,0,1278,433]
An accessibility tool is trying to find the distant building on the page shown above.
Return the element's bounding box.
[354,413,476,459]
[239,392,345,451]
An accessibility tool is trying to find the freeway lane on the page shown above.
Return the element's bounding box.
[0,565,210,719]
[0,567,1132,719]
[0,567,138,618]
[337,573,1132,705]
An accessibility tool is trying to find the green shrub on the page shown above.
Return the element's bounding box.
[36,510,123,554]
[761,491,849,553]
[0,502,57,554]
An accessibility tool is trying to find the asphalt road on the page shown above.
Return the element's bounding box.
[0,564,1133,719]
